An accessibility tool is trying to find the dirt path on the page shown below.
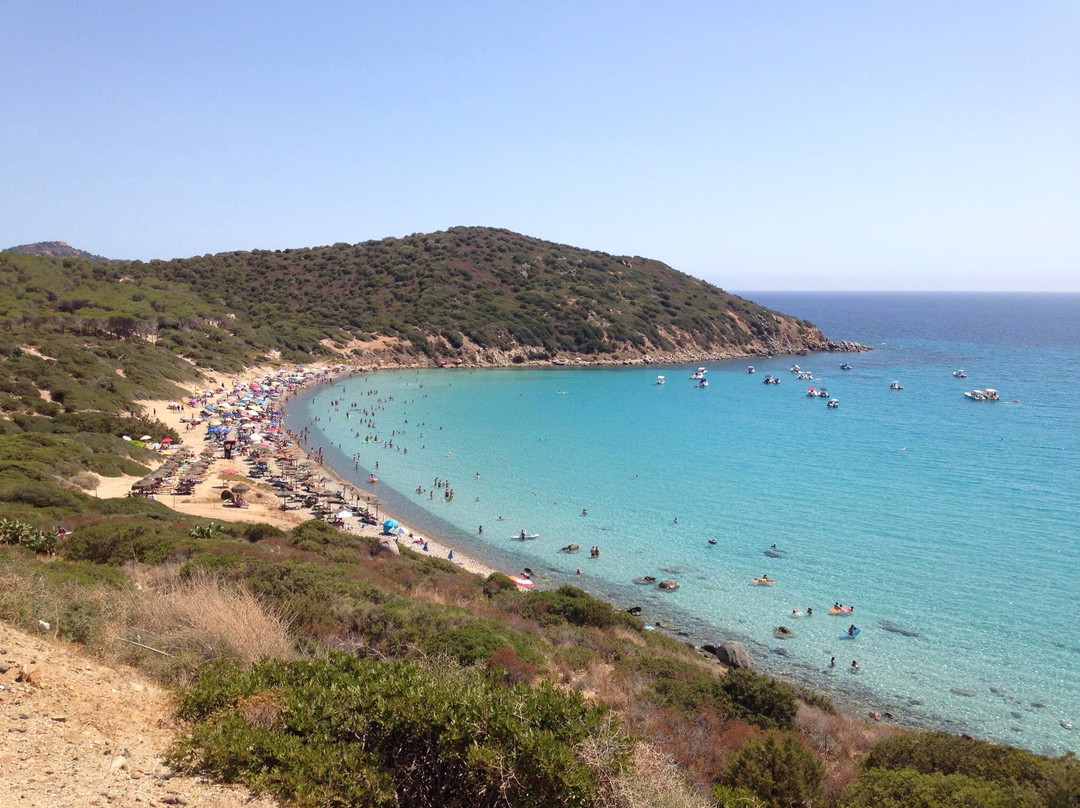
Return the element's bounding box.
[0,622,277,808]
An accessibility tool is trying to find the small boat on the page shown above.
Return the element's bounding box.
[512,532,540,540]
[890,381,903,390]
[827,399,839,408]
[656,375,665,385]
[763,374,781,384]
[753,576,775,586]
[790,364,801,373]
[707,539,717,545]
[953,369,967,378]
[746,365,755,373]
[690,367,707,380]
[806,386,829,398]
[840,362,853,370]
[964,388,1000,401]
[695,379,708,388]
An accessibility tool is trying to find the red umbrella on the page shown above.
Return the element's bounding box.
[161,437,174,444]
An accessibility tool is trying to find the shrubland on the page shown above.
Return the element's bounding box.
[0,237,1072,806]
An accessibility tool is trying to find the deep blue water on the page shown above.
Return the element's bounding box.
[285,292,1080,754]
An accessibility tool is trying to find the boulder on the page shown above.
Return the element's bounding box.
[374,537,400,556]
[657,580,679,590]
[715,641,752,670]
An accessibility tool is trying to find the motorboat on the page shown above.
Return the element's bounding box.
[840,363,853,370]
[762,375,781,384]
[746,365,755,373]
[827,399,839,408]
[806,386,829,398]
[890,381,903,390]
[690,367,707,380]
[656,375,665,385]
[964,388,999,401]
[790,364,801,373]
[695,378,708,388]
[953,369,967,378]
[795,371,814,381]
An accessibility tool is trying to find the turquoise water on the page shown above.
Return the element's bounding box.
[284,293,1080,754]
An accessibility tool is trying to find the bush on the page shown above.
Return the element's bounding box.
[719,669,798,731]
[524,585,641,630]
[861,731,1052,788]
[240,522,285,543]
[171,653,625,808]
[60,521,185,565]
[722,731,825,808]
[486,646,538,685]
[839,767,1042,808]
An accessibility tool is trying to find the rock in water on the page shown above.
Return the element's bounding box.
[715,641,752,670]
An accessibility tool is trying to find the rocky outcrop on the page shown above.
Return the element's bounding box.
[702,641,752,669]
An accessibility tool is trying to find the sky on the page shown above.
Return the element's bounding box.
[2,2,1077,291]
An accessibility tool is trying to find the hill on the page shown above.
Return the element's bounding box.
[4,240,113,263]
[3,227,863,374]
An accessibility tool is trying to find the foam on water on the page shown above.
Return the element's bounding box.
[284,293,1080,753]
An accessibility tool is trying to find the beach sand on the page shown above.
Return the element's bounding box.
[98,363,504,580]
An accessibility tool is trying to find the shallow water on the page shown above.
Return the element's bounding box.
[284,292,1080,754]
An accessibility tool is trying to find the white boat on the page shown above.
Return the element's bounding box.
[746,365,755,373]
[656,375,665,385]
[790,364,801,373]
[890,381,903,390]
[512,532,540,540]
[840,363,853,370]
[806,386,829,398]
[827,399,839,408]
[695,378,708,388]
[763,375,781,384]
[964,388,999,401]
[690,367,707,380]
[953,369,967,378]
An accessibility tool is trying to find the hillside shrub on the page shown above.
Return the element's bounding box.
[60,521,186,565]
[861,731,1052,787]
[719,668,798,731]
[170,652,624,808]
[722,731,824,808]
[524,584,642,630]
[839,767,1042,808]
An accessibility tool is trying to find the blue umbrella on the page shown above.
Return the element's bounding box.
[382,519,399,534]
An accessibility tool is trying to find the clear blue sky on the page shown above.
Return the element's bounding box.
[2,2,1077,291]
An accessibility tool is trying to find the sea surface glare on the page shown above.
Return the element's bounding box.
[284,292,1080,754]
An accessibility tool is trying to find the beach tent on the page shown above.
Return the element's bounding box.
[382,519,399,534]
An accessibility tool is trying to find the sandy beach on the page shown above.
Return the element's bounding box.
[100,362,506,580]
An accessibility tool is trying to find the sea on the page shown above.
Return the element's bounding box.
[283,292,1080,755]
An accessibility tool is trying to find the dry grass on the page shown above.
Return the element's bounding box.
[599,741,713,808]
[124,564,294,675]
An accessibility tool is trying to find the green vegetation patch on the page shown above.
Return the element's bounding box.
[171,652,625,808]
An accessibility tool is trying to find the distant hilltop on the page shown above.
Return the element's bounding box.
[4,240,113,262]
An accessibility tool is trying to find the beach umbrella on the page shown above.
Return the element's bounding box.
[161,436,173,444]
[382,519,399,533]
[336,510,354,519]
[140,435,153,441]
[231,482,250,494]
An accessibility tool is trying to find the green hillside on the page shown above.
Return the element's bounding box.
[4,227,861,372]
